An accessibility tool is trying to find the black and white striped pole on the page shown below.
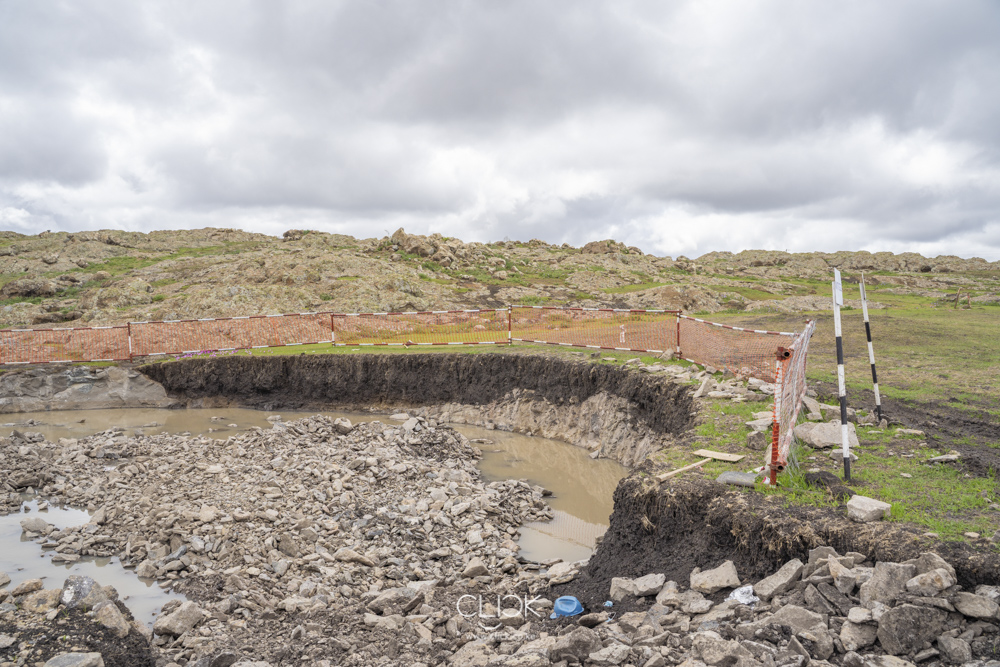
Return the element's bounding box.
[832,269,851,481]
[859,273,883,423]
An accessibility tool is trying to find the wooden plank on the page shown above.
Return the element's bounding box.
[693,449,745,463]
[657,458,710,482]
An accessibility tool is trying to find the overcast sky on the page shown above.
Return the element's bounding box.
[1,2,999,260]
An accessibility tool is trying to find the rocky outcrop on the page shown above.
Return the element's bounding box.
[0,366,178,413]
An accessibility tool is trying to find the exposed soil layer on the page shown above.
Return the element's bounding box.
[817,381,1000,478]
[140,353,695,437]
[557,473,1000,611]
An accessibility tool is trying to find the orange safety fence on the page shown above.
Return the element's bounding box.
[510,306,680,354]
[2,307,817,482]
[766,319,816,482]
[129,314,334,357]
[677,316,798,383]
[0,326,130,363]
[333,309,508,346]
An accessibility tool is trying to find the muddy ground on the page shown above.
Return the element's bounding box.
[815,381,1000,478]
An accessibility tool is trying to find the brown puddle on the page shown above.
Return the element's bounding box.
[455,425,626,563]
[3,408,625,563]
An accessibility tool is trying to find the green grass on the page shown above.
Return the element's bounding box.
[759,427,999,541]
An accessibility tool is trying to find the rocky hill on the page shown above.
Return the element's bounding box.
[0,228,997,327]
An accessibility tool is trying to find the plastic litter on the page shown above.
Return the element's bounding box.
[726,584,759,606]
[603,601,614,608]
[549,595,584,619]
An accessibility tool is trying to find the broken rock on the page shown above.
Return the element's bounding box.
[690,561,740,594]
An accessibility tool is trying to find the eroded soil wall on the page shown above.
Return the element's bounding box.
[560,474,1000,608]
[139,354,694,438]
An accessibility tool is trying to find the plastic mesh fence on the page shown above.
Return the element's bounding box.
[333,310,508,346]
[678,316,798,383]
[511,307,679,353]
[767,319,816,475]
[130,314,334,357]
[0,326,130,363]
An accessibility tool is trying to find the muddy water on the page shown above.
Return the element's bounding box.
[3,407,625,564]
[1,407,377,441]
[458,425,626,563]
[0,499,186,626]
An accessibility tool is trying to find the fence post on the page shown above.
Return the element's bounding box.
[330,313,336,346]
[769,347,789,485]
[127,322,134,362]
[675,314,681,358]
[508,305,512,346]
[859,274,882,423]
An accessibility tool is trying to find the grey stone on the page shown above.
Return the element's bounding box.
[0,572,8,588]
[691,561,741,594]
[952,591,1000,619]
[633,573,667,597]
[755,559,803,601]
[61,576,110,610]
[805,583,836,615]
[859,562,916,608]
[135,559,156,579]
[938,635,972,665]
[817,582,853,615]
[152,600,205,636]
[20,516,52,533]
[95,603,130,638]
[794,421,860,450]
[588,643,631,666]
[847,607,872,624]
[21,589,61,614]
[0,365,177,413]
[366,587,422,615]
[876,604,948,655]
[610,577,636,601]
[551,626,601,661]
[463,557,489,578]
[654,580,680,605]
[692,631,755,666]
[936,636,972,664]
[10,578,43,596]
[905,568,956,596]
[911,552,956,580]
[739,605,826,638]
[840,620,878,651]
[333,547,375,567]
[43,654,105,667]
[866,657,917,667]
[716,471,758,487]
[847,495,891,522]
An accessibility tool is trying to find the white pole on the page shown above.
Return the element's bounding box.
[832,269,850,481]
[859,274,882,423]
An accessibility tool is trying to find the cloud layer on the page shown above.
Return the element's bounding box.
[2,1,999,259]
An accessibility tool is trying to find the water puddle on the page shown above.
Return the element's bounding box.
[3,406,624,567]
[457,425,627,563]
[1,407,377,441]
[0,499,185,626]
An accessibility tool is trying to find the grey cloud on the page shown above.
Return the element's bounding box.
[0,1,999,259]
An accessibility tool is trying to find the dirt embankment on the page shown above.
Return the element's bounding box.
[140,353,695,437]
[559,474,1000,610]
